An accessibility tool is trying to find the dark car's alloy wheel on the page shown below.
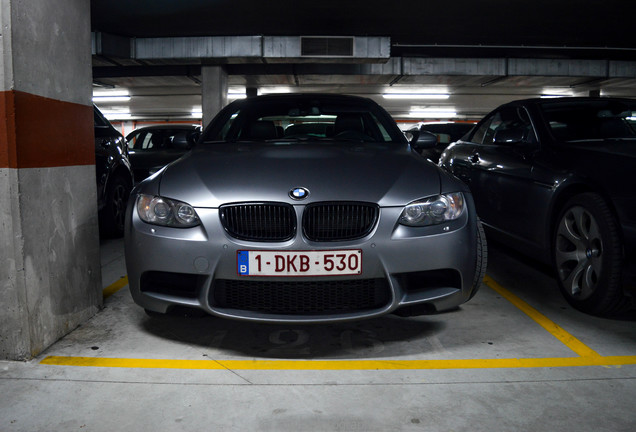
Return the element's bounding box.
[100,175,131,238]
[553,193,628,315]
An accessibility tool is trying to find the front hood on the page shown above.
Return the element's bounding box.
[156,142,449,208]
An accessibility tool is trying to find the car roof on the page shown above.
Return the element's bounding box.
[501,96,636,108]
[130,124,201,132]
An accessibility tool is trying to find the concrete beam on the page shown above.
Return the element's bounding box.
[402,58,508,76]
[507,58,607,77]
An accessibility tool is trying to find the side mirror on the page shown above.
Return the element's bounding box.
[493,129,525,145]
[411,130,438,150]
[173,131,195,150]
[188,131,201,146]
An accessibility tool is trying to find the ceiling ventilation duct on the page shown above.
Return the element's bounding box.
[95,33,390,64]
[300,37,354,57]
[264,36,390,63]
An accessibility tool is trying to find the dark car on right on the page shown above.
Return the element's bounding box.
[439,97,636,315]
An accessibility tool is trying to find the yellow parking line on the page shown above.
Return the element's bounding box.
[40,355,636,370]
[49,273,624,371]
[102,276,129,299]
[483,275,602,358]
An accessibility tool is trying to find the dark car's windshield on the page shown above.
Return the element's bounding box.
[541,99,636,143]
[201,96,406,144]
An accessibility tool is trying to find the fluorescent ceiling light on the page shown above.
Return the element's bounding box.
[191,110,203,118]
[259,87,292,94]
[409,108,457,118]
[102,110,131,120]
[93,90,129,97]
[92,95,131,102]
[383,93,449,100]
[540,89,573,98]
[228,92,246,100]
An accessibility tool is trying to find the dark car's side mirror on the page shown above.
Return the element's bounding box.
[188,131,201,146]
[493,129,525,145]
[172,131,195,150]
[411,130,438,150]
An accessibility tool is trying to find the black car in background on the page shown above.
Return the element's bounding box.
[439,97,636,315]
[126,124,201,181]
[94,106,134,237]
[406,122,475,162]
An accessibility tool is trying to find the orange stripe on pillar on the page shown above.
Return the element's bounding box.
[0,90,94,169]
[0,90,17,168]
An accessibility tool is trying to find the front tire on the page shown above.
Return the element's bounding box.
[553,193,628,315]
[99,175,131,238]
[469,219,488,299]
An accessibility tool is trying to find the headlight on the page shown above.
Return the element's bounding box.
[399,192,465,226]
[136,194,200,228]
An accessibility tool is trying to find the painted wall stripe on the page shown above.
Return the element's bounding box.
[0,90,94,169]
[483,276,601,358]
[0,91,17,168]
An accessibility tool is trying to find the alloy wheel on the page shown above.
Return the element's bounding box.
[554,205,603,301]
[111,183,128,232]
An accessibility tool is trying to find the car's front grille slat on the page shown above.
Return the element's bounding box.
[220,203,296,242]
[303,202,379,242]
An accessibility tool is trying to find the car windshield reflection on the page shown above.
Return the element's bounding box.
[201,95,405,145]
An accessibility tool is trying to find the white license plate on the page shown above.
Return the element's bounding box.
[237,250,362,276]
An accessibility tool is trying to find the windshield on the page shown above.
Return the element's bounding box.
[541,99,636,143]
[202,96,406,144]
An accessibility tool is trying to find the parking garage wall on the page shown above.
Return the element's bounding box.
[0,0,101,360]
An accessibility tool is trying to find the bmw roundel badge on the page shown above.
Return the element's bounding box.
[289,187,309,200]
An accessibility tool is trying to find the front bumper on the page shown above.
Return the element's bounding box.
[124,200,480,323]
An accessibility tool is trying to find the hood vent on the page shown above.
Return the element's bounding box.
[301,37,354,57]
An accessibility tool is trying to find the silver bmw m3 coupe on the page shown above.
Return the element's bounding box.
[124,94,487,323]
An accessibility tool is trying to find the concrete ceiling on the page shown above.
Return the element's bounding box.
[90,0,636,122]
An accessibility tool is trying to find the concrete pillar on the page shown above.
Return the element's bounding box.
[201,66,228,128]
[246,87,258,98]
[0,0,101,360]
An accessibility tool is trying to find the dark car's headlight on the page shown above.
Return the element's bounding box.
[399,193,465,226]
[136,194,200,228]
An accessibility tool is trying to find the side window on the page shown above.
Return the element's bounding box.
[477,106,538,146]
[482,111,503,145]
[214,110,240,141]
[370,112,392,142]
[131,132,155,150]
[146,131,167,150]
[94,108,110,128]
[490,106,537,145]
[515,107,537,144]
[470,114,496,145]
[127,132,140,148]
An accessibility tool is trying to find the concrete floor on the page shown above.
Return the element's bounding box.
[1,238,635,431]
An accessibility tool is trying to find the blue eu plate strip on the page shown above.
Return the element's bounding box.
[237,251,249,275]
